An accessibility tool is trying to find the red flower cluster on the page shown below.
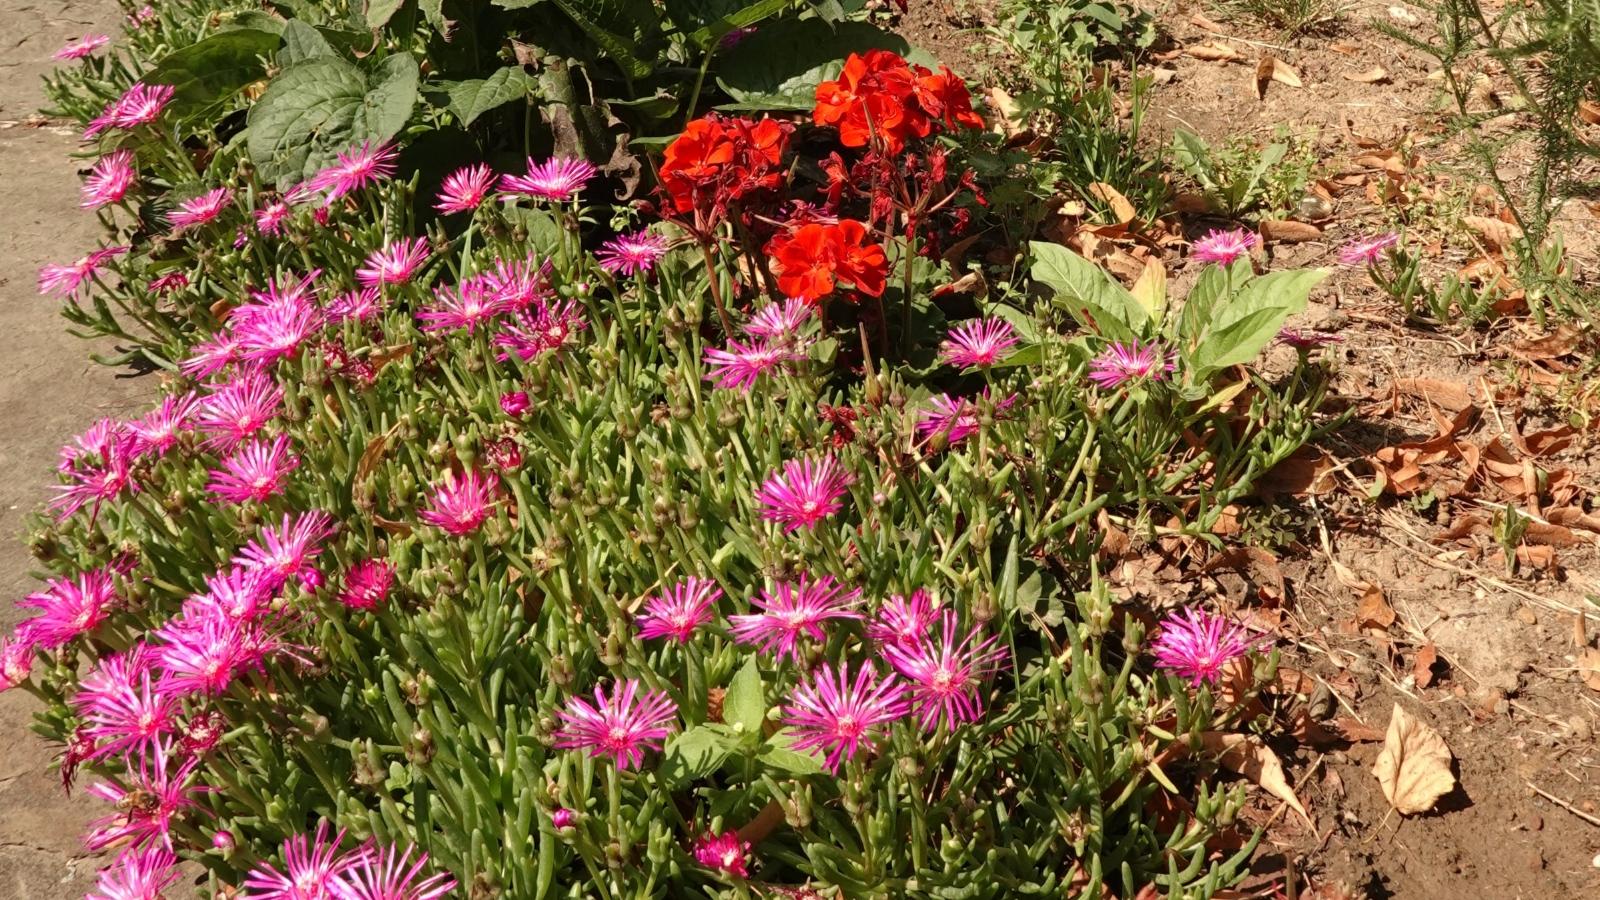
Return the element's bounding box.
[658,114,791,222]
[813,50,983,154]
[766,219,887,303]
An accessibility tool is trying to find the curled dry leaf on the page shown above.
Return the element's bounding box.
[1254,56,1303,99]
[1259,219,1322,242]
[1200,731,1311,824]
[1462,215,1524,251]
[1373,704,1456,815]
[986,86,1024,139]
[1187,41,1244,63]
[1344,66,1391,84]
[1578,647,1600,693]
[1413,641,1439,688]
[1087,182,1137,224]
[1356,582,1396,630]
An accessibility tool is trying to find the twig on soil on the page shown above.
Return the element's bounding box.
[1526,781,1600,828]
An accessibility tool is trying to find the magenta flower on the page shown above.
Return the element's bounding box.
[550,808,576,829]
[85,745,207,851]
[207,435,300,504]
[915,394,982,448]
[783,661,908,773]
[127,392,199,459]
[54,33,110,60]
[754,455,853,533]
[86,848,179,900]
[435,163,497,214]
[867,590,938,648]
[153,611,276,698]
[743,299,812,341]
[255,200,291,235]
[48,442,136,521]
[940,318,1017,368]
[234,510,334,589]
[72,644,179,763]
[596,229,670,276]
[196,373,284,450]
[169,187,232,230]
[338,559,394,611]
[38,246,127,297]
[494,301,587,361]
[183,567,274,624]
[693,831,751,878]
[636,577,722,643]
[1150,607,1266,687]
[883,609,1008,732]
[419,469,499,535]
[327,286,381,324]
[307,140,398,204]
[1277,327,1343,349]
[58,418,125,471]
[1338,231,1400,266]
[482,256,555,311]
[243,820,362,900]
[0,634,34,692]
[1087,340,1175,390]
[553,679,677,769]
[1191,228,1259,265]
[16,569,117,649]
[728,574,862,662]
[704,338,803,393]
[499,391,530,417]
[418,276,506,334]
[356,237,431,287]
[82,150,137,209]
[181,331,242,380]
[149,272,188,295]
[337,842,457,900]
[500,156,597,202]
[232,276,324,363]
[128,4,155,26]
[84,84,172,138]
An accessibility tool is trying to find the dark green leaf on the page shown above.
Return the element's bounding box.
[443,66,538,126]
[716,21,917,109]
[139,29,279,119]
[546,0,656,80]
[722,657,765,731]
[367,0,406,28]
[246,54,418,186]
[659,725,728,786]
[280,19,337,65]
[1028,240,1147,342]
[1189,268,1327,378]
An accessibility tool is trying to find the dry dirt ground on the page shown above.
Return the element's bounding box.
[0,0,147,897]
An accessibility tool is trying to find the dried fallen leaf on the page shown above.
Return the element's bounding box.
[1373,704,1455,815]
[1087,182,1137,224]
[1578,647,1600,692]
[1579,99,1600,126]
[1259,219,1322,242]
[1254,56,1302,99]
[1201,732,1311,823]
[1413,641,1439,688]
[986,86,1024,139]
[1394,377,1475,413]
[1187,42,1244,63]
[1344,66,1391,84]
[1357,583,1396,630]
[1463,215,1524,251]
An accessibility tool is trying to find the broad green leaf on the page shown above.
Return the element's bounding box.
[1175,257,1251,348]
[666,0,797,48]
[1189,268,1328,377]
[758,743,823,775]
[139,29,279,119]
[220,10,288,33]
[1028,240,1148,341]
[367,0,406,28]
[246,54,419,186]
[716,21,919,109]
[280,19,336,65]
[547,0,656,80]
[443,66,538,126]
[659,725,728,786]
[722,657,765,731]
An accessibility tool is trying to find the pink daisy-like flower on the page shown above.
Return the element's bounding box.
[128,5,155,26]
[494,301,587,361]
[86,847,180,900]
[500,156,597,202]
[883,609,1008,733]
[419,469,499,535]
[48,442,136,521]
[783,661,909,773]
[356,237,430,287]
[54,33,111,60]
[207,435,300,504]
[196,372,284,451]
[1150,607,1267,687]
[704,339,803,393]
[754,455,854,533]
[867,590,938,648]
[482,256,555,311]
[743,299,812,341]
[85,744,207,851]
[255,200,291,235]
[243,819,361,900]
[307,140,398,204]
[499,391,530,417]
[693,831,751,878]
[38,245,127,297]
[72,644,179,763]
[234,510,334,589]
[326,286,381,324]
[336,842,457,900]
[153,611,277,698]
[182,567,274,624]
[728,574,862,662]
[148,272,188,295]
[127,392,199,459]
[84,84,172,138]
[181,331,242,380]
[0,634,35,692]
[417,276,506,334]
[1191,228,1259,265]
[168,187,232,230]
[553,678,677,770]
[596,229,670,276]
[1087,340,1175,390]
[435,163,497,214]
[940,318,1018,368]
[1338,232,1401,266]
[636,577,722,643]
[16,569,117,649]
[338,559,394,611]
[82,150,137,209]
[1277,327,1344,350]
[915,394,981,448]
[58,418,125,471]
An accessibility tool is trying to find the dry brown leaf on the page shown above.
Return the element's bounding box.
[986,86,1024,139]
[1087,182,1137,224]
[1257,447,1338,497]
[1373,704,1456,815]
[1463,214,1524,251]
[1344,66,1391,84]
[1254,56,1303,99]
[1509,326,1582,362]
[1579,647,1600,692]
[1579,99,1600,126]
[1413,641,1439,688]
[1259,219,1322,242]
[1201,732,1311,822]
[1189,11,1224,31]
[1187,41,1244,63]
[1356,583,1396,630]
[1394,377,1474,412]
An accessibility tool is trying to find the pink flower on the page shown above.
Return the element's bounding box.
[327,286,381,324]
[196,373,284,450]
[743,299,812,341]
[182,331,242,380]
[596,229,669,276]
[940,319,1017,368]
[553,679,677,770]
[85,744,207,851]
[420,469,499,535]
[915,394,981,448]
[82,150,137,209]
[72,644,179,763]
[482,256,555,311]
[152,612,270,697]
[1087,340,1175,390]
[16,569,117,649]
[128,5,155,26]
[183,567,274,624]
[418,276,506,334]
[0,634,34,692]
[867,590,938,648]
[84,84,172,138]
[168,187,232,230]
[255,200,291,235]
[435,163,496,214]
[1191,228,1259,265]
[883,609,1007,732]
[38,246,127,297]
[1339,231,1401,266]
[494,301,587,360]
[307,140,399,204]
[783,661,908,773]
[336,842,457,900]
[234,510,334,589]
[127,392,199,459]
[704,338,803,392]
[728,574,861,662]
[243,820,361,900]
[48,438,137,521]
[207,434,300,504]
[500,156,597,202]
[1150,608,1266,687]
[233,275,324,363]
[149,272,188,295]
[86,847,180,900]
[54,33,110,60]
[693,831,751,878]
[356,237,430,287]
[338,559,394,611]
[500,391,530,417]
[1277,327,1343,349]
[212,830,235,851]
[550,808,575,829]
[636,577,722,643]
[754,455,853,533]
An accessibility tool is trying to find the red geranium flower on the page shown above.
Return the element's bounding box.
[767,219,887,303]
[658,114,790,221]
[813,51,982,154]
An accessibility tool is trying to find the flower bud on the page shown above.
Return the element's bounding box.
[500,391,530,417]
[212,830,235,854]
[406,727,435,765]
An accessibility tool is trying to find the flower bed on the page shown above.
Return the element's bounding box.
[15,1,1339,897]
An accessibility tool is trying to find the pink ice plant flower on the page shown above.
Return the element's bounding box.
[417,276,506,334]
[85,743,208,851]
[338,559,394,611]
[728,574,862,662]
[127,392,199,459]
[16,568,117,649]
[255,200,292,235]
[553,679,677,770]
[494,301,587,361]
[693,831,751,878]
[419,469,499,535]
[207,435,300,504]
[55,33,110,59]
[327,286,381,323]
[82,150,137,209]
[356,237,430,287]
[86,848,180,900]
[153,609,283,698]
[72,644,179,763]
[168,187,232,230]
[1087,339,1175,390]
[754,455,854,533]
[234,510,335,589]
[0,634,34,692]
[500,391,530,417]
[182,567,275,624]
[866,589,939,648]
[704,338,804,392]
[84,84,172,138]
[307,140,398,204]
[1277,327,1344,349]
[915,394,982,448]
[1150,607,1267,687]
[182,331,242,380]
[500,156,597,202]
[1338,231,1401,266]
[636,577,723,643]
[435,163,497,214]
[242,819,363,900]
[940,318,1017,368]
[743,298,812,341]
[1191,227,1259,265]
[596,229,670,276]
[336,842,457,900]
[482,256,555,311]
[550,808,576,829]
[783,661,909,773]
[38,246,127,297]
[883,609,1008,732]
[48,436,137,521]
[196,373,284,451]
[148,272,188,295]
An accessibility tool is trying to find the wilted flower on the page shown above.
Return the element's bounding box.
[207,435,300,504]
[693,831,751,878]
[420,469,499,535]
[728,574,861,662]
[940,319,1017,368]
[499,391,530,417]
[356,237,431,287]
[494,301,587,361]
[435,163,497,214]
[0,634,33,692]
[915,394,982,448]
[554,679,677,769]
[1087,340,1175,390]
[596,229,670,276]
[883,609,1008,732]
[783,661,908,773]
[148,272,188,295]
[82,150,137,209]
[500,156,597,202]
[1338,232,1400,266]
[169,188,232,230]
[1277,327,1343,349]
[338,559,394,611]
[1150,608,1266,687]
[754,455,854,533]
[636,577,722,643]
[1191,228,1259,265]
[38,246,127,297]
[54,33,110,60]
